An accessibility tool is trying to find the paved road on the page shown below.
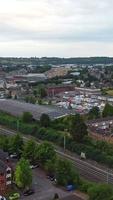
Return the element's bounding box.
[0,126,113,184]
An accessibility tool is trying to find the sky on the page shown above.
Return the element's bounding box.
[0,0,113,57]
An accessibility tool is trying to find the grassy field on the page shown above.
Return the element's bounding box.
[106,89,113,96]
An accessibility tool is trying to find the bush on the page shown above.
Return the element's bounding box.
[88,184,113,200]
[79,179,96,193]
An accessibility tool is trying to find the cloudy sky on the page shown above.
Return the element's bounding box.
[0,0,113,57]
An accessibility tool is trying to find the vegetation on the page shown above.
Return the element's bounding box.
[37,141,56,165]
[22,112,33,123]
[25,96,36,104]
[105,88,113,96]
[56,159,79,186]
[1,111,113,168]
[38,86,47,98]
[88,184,113,200]
[15,158,32,189]
[22,139,38,163]
[102,103,113,117]
[8,134,24,156]
[1,57,113,66]
[69,114,88,142]
[88,106,100,119]
[40,113,50,127]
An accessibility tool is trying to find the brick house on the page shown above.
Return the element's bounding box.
[0,160,12,195]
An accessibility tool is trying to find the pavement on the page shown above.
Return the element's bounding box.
[21,168,75,200]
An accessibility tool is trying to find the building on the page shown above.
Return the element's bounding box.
[0,99,74,120]
[0,159,12,195]
[75,87,101,95]
[46,85,75,97]
[13,73,47,83]
[45,67,69,79]
[87,117,113,136]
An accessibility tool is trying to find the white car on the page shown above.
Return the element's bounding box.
[9,153,18,158]
[0,196,6,200]
[30,164,39,169]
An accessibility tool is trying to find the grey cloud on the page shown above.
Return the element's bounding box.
[0,0,113,56]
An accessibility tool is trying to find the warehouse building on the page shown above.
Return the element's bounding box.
[0,99,74,120]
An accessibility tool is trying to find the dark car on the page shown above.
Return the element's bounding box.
[23,189,35,196]
[47,174,55,181]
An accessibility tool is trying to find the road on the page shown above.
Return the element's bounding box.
[0,126,113,184]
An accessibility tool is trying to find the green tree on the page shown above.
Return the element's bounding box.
[22,139,38,163]
[15,158,32,189]
[40,113,50,127]
[33,89,37,97]
[38,98,43,105]
[22,112,33,123]
[38,86,47,98]
[88,106,100,119]
[37,142,56,165]
[0,135,9,152]
[102,103,113,117]
[9,134,24,155]
[88,184,113,200]
[25,96,36,104]
[56,159,79,186]
[69,114,88,142]
[45,159,56,176]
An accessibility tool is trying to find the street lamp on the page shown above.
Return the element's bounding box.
[64,129,67,152]
[64,134,66,152]
[17,119,19,132]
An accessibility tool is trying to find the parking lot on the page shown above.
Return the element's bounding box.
[21,168,70,200]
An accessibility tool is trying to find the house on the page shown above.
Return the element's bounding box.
[0,151,12,194]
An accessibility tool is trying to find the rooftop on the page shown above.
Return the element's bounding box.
[0,99,73,120]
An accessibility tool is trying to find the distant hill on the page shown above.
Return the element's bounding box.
[0,56,113,66]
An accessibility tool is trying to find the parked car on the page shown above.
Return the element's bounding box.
[0,196,6,200]
[66,184,75,191]
[9,153,18,159]
[47,174,56,181]
[9,193,20,200]
[30,164,39,169]
[23,189,35,196]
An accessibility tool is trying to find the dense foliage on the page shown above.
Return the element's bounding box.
[1,111,113,168]
[88,184,113,200]
[102,103,113,117]
[15,158,32,189]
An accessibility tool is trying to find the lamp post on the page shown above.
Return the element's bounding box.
[17,119,19,132]
[64,129,67,152]
[64,134,66,152]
